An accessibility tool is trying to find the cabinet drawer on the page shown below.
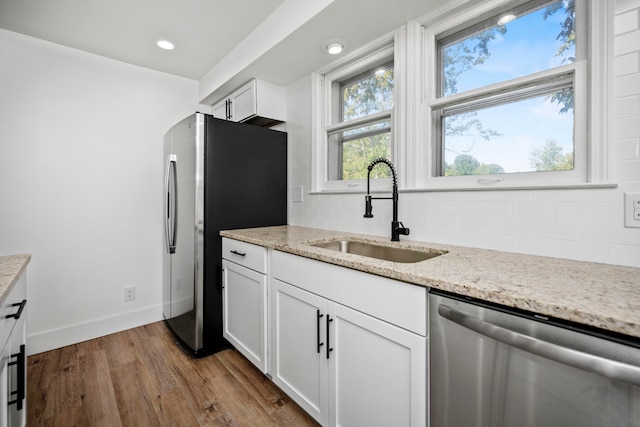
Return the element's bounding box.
[273,251,427,336]
[222,238,267,273]
[0,273,27,354]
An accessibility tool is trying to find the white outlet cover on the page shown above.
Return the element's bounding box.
[624,193,640,228]
[292,185,303,203]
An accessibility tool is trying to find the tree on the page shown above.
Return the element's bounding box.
[544,0,576,113]
[340,67,394,179]
[445,154,505,176]
[529,139,573,171]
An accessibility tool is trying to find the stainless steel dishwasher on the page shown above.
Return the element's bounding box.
[430,291,640,427]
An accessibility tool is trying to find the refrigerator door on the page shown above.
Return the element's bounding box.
[163,113,204,351]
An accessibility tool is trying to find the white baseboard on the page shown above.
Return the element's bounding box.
[26,304,163,356]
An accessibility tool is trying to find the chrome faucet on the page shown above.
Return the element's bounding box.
[363,158,410,241]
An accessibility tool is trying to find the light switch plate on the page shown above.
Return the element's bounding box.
[292,185,303,203]
[624,193,640,228]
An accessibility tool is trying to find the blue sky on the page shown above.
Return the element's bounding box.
[443,2,575,173]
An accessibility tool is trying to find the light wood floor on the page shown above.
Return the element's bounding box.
[27,321,319,426]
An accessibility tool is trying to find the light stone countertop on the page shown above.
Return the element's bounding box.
[220,225,640,340]
[0,254,30,305]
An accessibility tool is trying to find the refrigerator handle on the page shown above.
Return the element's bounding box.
[165,154,177,254]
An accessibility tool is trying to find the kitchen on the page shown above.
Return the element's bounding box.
[1,0,639,425]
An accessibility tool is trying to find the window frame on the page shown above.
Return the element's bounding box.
[311,37,396,192]
[417,0,611,190]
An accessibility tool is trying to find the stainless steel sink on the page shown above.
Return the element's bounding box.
[310,240,444,263]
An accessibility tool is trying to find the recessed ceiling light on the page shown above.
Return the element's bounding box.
[497,14,516,26]
[326,42,343,55]
[156,40,175,50]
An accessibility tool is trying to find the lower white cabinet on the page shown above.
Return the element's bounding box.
[271,251,427,427]
[222,260,267,372]
[221,238,268,373]
[0,272,27,427]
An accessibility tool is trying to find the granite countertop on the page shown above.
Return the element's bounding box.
[221,225,640,340]
[0,254,30,305]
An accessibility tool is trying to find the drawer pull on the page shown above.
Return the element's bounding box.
[316,310,324,354]
[230,250,246,257]
[8,344,25,410]
[6,300,27,320]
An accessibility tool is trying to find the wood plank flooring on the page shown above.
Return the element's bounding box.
[27,321,319,426]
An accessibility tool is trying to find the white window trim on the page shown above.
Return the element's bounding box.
[311,32,399,193]
[414,0,614,191]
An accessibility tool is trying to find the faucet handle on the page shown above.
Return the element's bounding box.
[364,195,374,218]
[396,222,410,235]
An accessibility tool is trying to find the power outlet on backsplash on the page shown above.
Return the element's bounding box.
[624,193,640,228]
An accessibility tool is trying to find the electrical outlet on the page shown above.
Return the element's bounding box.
[624,193,640,228]
[124,286,135,302]
[292,185,303,203]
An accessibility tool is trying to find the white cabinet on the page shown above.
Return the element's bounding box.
[221,238,268,373]
[0,272,27,427]
[212,79,286,126]
[271,251,427,427]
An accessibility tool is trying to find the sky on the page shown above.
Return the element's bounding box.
[442,1,575,173]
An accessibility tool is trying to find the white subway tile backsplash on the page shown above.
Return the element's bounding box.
[615,138,640,160]
[491,218,531,236]
[615,52,639,77]
[512,202,557,220]
[616,95,640,118]
[579,222,640,245]
[458,216,492,233]
[475,233,513,252]
[614,159,640,182]
[610,244,640,268]
[532,220,580,240]
[556,240,611,264]
[556,202,610,223]
[513,236,556,257]
[475,201,512,217]
[614,29,640,56]
[616,73,640,98]
[614,8,639,35]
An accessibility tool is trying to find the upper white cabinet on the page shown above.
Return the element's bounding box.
[221,238,268,373]
[212,79,286,126]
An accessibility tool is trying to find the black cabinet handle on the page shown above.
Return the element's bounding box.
[316,310,324,354]
[326,315,334,359]
[230,250,246,257]
[6,300,26,320]
[8,344,25,410]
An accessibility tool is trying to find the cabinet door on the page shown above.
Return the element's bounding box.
[328,303,427,427]
[271,279,328,425]
[212,100,228,120]
[230,82,256,122]
[222,260,267,372]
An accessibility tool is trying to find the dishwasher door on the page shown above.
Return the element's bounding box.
[429,292,640,427]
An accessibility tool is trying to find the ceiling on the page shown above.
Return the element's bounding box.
[0,0,458,101]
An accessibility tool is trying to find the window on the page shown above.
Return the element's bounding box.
[329,63,394,181]
[312,43,395,191]
[422,0,606,188]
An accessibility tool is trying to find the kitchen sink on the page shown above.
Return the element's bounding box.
[310,239,445,263]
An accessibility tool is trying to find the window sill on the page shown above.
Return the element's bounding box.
[310,182,618,195]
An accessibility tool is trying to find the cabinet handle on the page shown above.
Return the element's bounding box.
[230,250,246,257]
[326,315,334,359]
[227,99,233,120]
[8,344,25,411]
[6,300,27,320]
[316,310,324,354]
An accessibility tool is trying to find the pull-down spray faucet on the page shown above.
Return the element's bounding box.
[364,158,410,241]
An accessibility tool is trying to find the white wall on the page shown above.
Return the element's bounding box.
[288,1,640,269]
[0,29,203,354]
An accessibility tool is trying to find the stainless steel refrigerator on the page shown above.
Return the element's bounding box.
[163,112,287,356]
